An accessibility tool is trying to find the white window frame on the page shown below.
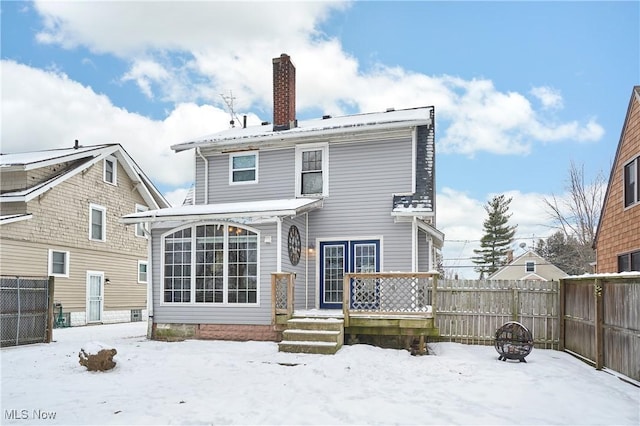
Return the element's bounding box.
[623,156,639,209]
[525,261,535,273]
[138,260,148,284]
[103,156,117,185]
[295,143,329,197]
[89,203,106,242]
[160,223,260,306]
[135,204,148,237]
[48,249,70,278]
[229,151,259,185]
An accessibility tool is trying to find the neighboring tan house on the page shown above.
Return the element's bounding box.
[488,250,568,281]
[0,143,169,326]
[594,86,640,273]
[123,54,444,347]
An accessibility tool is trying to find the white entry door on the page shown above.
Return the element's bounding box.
[86,272,104,323]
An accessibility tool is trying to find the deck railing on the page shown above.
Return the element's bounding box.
[343,272,439,327]
[271,272,294,324]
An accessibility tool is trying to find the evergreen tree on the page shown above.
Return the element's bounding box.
[472,195,517,277]
[535,230,593,275]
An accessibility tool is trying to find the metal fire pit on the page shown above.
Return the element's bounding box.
[494,321,533,362]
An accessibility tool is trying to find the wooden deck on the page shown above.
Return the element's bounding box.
[272,273,440,353]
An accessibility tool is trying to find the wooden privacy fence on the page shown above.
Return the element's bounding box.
[0,276,54,347]
[435,279,560,349]
[559,275,640,382]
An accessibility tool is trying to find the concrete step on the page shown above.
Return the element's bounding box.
[283,329,341,343]
[286,317,344,331]
[278,340,341,355]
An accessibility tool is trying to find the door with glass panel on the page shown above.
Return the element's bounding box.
[86,272,104,323]
[319,240,380,309]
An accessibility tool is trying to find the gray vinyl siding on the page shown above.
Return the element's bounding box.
[150,222,278,325]
[207,148,296,202]
[281,215,312,310]
[195,156,205,204]
[309,136,414,267]
[418,229,430,272]
[174,127,426,314]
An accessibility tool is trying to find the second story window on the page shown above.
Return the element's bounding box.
[229,152,258,184]
[104,157,117,185]
[624,156,639,208]
[296,143,328,197]
[89,203,106,242]
[525,261,535,273]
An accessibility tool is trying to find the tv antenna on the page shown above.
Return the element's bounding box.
[220,90,242,128]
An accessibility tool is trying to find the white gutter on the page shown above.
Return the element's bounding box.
[196,147,209,204]
[276,217,282,272]
[305,212,309,310]
[143,225,154,339]
[173,120,426,153]
[412,217,417,273]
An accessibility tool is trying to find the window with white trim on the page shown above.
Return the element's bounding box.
[135,204,148,237]
[104,157,117,185]
[525,261,535,273]
[295,143,328,197]
[89,204,106,241]
[138,260,148,283]
[229,151,258,184]
[624,156,640,208]
[48,249,69,277]
[162,224,258,304]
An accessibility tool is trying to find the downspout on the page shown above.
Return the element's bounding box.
[412,217,417,272]
[276,217,282,272]
[305,212,309,309]
[144,225,153,339]
[196,147,208,204]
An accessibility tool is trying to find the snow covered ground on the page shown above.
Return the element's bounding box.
[1,322,638,425]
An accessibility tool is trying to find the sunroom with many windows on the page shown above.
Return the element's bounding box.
[162,223,259,305]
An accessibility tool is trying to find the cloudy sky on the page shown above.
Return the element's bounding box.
[1,1,638,278]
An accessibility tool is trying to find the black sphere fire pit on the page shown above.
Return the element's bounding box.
[494,321,533,362]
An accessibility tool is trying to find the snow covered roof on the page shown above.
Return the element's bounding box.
[1,144,169,209]
[172,107,433,152]
[121,198,323,224]
[0,145,112,170]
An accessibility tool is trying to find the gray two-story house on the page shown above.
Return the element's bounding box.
[123,54,443,351]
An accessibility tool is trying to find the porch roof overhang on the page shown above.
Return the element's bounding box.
[120,197,323,225]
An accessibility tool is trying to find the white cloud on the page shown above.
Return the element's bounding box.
[0,60,229,188]
[163,187,192,208]
[530,86,564,110]
[438,187,557,279]
[28,1,604,156]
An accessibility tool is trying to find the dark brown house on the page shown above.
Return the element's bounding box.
[594,86,640,272]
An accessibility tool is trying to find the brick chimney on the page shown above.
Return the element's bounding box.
[272,53,296,131]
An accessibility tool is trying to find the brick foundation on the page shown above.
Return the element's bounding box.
[152,323,282,342]
[196,324,281,342]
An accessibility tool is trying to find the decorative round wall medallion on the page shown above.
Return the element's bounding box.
[288,225,301,266]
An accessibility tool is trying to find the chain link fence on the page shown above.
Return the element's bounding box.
[0,276,53,347]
